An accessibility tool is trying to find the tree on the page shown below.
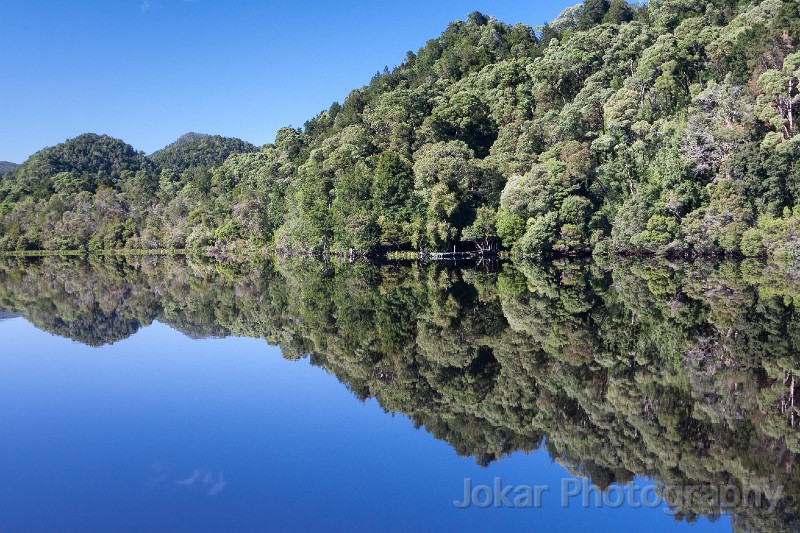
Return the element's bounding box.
[603,0,634,25]
[468,12,489,26]
[372,152,415,222]
[516,212,558,256]
[755,52,800,139]
[412,141,481,207]
[424,183,460,249]
[579,0,610,30]
[423,92,498,157]
[461,205,497,251]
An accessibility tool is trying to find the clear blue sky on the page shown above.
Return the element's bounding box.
[0,0,576,163]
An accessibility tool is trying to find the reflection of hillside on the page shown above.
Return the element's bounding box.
[0,308,20,321]
[1,255,800,531]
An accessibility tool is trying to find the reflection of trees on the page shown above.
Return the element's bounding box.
[2,255,800,531]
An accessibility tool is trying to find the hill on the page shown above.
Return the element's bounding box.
[156,132,211,150]
[0,162,17,176]
[149,133,258,171]
[0,134,153,201]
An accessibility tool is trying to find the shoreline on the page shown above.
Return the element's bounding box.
[0,246,780,263]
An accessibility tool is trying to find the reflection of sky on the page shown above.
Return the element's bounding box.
[0,319,730,532]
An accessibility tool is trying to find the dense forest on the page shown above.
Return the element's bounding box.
[1,254,800,531]
[2,0,800,258]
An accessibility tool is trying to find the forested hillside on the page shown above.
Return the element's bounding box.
[0,162,17,176]
[2,0,800,258]
[149,133,258,171]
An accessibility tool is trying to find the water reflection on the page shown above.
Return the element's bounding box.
[0,255,798,531]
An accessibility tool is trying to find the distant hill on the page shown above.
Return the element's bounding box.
[159,132,212,150]
[0,134,153,199]
[0,162,17,176]
[149,133,258,172]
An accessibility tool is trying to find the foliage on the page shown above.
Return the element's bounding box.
[149,133,258,172]
[2,2,800,259]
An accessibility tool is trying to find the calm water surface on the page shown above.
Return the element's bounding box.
[0,255,794,532]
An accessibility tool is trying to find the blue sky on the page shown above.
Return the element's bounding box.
[0,1,576,163]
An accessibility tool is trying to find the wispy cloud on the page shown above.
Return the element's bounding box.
[208,475,226,496]
[176,469,202,486]
[139,0,196,13]
[175,468,226,496]
[149,463,226,496]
